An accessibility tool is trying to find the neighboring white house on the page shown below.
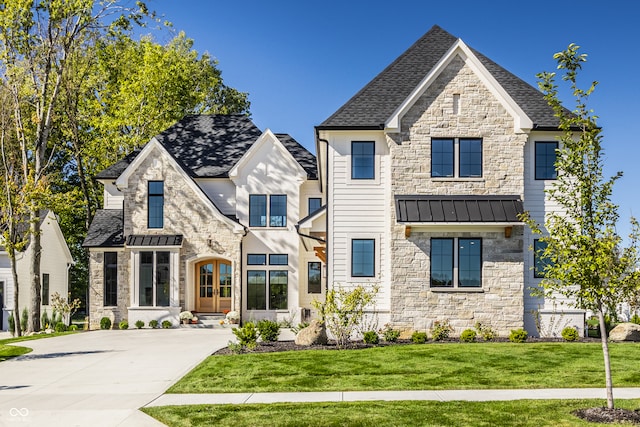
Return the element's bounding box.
[84,25,583,336]
[1,210,74,331]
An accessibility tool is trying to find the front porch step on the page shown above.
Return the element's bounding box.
[180,313,230,329]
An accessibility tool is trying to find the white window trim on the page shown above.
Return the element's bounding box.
[130,249,180,307]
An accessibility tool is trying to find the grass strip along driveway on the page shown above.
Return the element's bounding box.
[0,332,76,361]
[169,342,640,393]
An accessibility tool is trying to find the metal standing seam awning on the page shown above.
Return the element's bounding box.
[125,234,184,247]
[395,195,524,237]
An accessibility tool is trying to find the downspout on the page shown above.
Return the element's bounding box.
[239,226,248,325]
[318,137,330,293]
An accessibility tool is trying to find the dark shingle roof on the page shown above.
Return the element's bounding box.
[395,195,523,223]
[96,150,142,180]
[318,25,558,130]
[126,235,183,247]
[275,133,318,179]
[82,209,124,247]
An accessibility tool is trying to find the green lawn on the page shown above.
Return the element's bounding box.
[142,399,640,427]
[169,342,640,393]
[0,331,76,361]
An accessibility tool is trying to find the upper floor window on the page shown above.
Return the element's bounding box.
[249,195,287,227]
[535,141,558,180]
[308,198,322,215]
[431,238,482,288]
[351,141,375,179]
[249,195,267,227]
[431,138,482,178]
[148,181,164,228]
[269,254,288,265]
[351,238,375,277]
[269,195,287,227]
[247,253,267,265]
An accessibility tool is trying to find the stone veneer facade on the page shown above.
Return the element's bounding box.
[88,144,243,329]
[388,56,527,335]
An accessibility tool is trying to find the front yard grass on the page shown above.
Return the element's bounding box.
[169,342,640,393]
[0,331,76,361]
[142,399,640,427]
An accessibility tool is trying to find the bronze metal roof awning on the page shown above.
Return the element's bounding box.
[126,234,184,247]
[395,195,524,223]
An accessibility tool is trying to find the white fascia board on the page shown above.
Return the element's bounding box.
[298,208,326,230]
[114,137,245,234]
[385,39,533,134]
[229,129,307,182]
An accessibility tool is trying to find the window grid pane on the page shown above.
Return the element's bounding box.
[148,181,164,229]
[269,195,287,227]
[269,254,288,265]
[42,273,49,306]
[219,263,232,298]
[247,254,266,265]
[249,195,267,227]
[431,139,454,177]
[308,198,322,215]
[431,238,453,287]
[139,252,154,306]
[352,239,374,277]
[535,142,558,180]
[459,139,482,177]
[247,271,266,310]
[155,252,170,306]
[458,238,481,287]
[269,270,288,310]
[308,262,322,294]
[351,141,375,179]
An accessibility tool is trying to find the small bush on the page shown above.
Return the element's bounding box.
[475,322,496,341]
[381,324,400,342]
[119,320,129,330]
[561,326,579,342]
[509,328,528,343]
[8,312,15,336]
[100,317,112,330]
[430,320,453,341]
[411,331,428,344]
[41,310,50,329]
[631,314,640,325]
[149,319,159,329]
[257,319,280,342]
[161,320,172,329]
[54,322,67,333]
[363,330,379,344]
[460,329,477,343]
[227,340,243,354]
[135,320,145,329]
[233,322,258,350]
[20,307,29,332]
[69,324,78,331]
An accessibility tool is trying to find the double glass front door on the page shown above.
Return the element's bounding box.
[195,260,231,312]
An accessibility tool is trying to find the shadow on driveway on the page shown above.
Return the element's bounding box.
[16,350,113,361]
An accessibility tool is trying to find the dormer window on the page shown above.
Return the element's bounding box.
[148,181,164,228]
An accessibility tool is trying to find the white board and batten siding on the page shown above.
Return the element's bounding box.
[325,131,390,311]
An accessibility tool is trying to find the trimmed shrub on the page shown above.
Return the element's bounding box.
[69,324,78,331]
[149,319,159,329]
[257,319,280,342]
[100,317,112,330]
[8,312,15,336]
[20,307,28,332]
[509,328,528,343]
[233,322,258,350]
[411,331,428,344]
[135,320,145,329]
[383,327,400,343]
[474,322,496,341]
[460,329,477,343]
[54,322,67,333]
[561,326,579,342]
[119,320,129,330]
[363,330,379,344]
[430,320,453,341]
[161,320,172,329]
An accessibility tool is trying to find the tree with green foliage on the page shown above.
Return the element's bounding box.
[523,44,640,409]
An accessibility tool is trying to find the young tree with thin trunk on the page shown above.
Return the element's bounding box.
[523,44,640,410]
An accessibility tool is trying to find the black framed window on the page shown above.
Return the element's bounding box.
[247,271,266,310]
[42,273,50,305]
[104,252,118,306]
[269,254,288,265]
[269,270,288,310]
[247,254,267,265]
[148,181,164,228]
[308,262,322,294]
[431,139,454,177]
[308,198,322,215]
[351,141,375,179]
[269,195,287,227]
[351,239,375,277]
[459,139,482,177]
[535,141,558,180]
[534,239,552,278]
[249,195,267,227]
[431,238,482,288]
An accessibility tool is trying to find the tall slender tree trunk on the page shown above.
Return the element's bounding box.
[598,308,614,409]
[9,246,21,337]
[28,207,42,332]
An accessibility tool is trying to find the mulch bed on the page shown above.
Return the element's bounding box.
[574,407,640,424]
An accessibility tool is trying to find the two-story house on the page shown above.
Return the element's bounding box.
[316,25,584,337]
[83,115,324,329]
[84,25,583,336]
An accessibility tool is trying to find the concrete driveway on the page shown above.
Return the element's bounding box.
[0,328,234,426]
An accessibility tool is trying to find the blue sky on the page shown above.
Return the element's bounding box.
[148,0,639,238]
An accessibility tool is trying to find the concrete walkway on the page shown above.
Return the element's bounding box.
[0,328,234,426]
[147,387,640,407]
